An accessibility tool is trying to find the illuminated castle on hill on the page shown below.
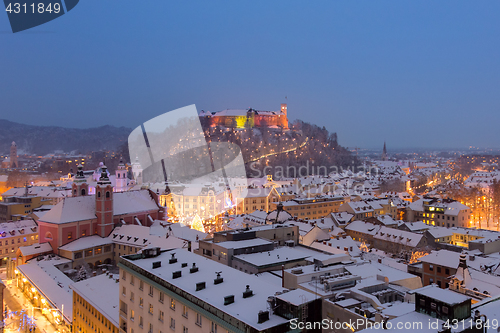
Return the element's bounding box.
[199,103,289,129]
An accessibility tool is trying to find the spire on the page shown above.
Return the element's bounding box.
[97,165,112,185]
[382,142,388,161]
[74,164,86,183]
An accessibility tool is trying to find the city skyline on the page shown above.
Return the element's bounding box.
[1,1,500,149]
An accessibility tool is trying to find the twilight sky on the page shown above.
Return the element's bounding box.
[1,1,499,149]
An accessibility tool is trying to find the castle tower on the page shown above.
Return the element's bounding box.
[280,103,289,129]
[72,164,89,196]
[95,165,114,237]
[10,141,17,168]
[280,103,287,117]
[382,142,388,161]
[115,159,128,192]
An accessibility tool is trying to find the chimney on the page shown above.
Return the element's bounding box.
[459,253,467,269]
[281,265,285,288]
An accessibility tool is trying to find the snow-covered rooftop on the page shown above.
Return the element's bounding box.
[214,238,273,250]
[120,249,290,330]
[275,289,317,306]
[39,190,159,224]
[59,235,113,252]
[18,242,52,256]
[71,273,120,328]
[413,285,470,305]
[233,247,310,267]
[17,255,74,323]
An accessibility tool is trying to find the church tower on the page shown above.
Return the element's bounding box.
[72,164,89,196]
[382,142,388,161]
[95,165,114,237]
[115,159,128,192]
[10,141,17,168]
[131,157,143,185]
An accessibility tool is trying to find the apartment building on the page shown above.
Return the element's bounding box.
[407,197,471,228]
[118,248,318,333]
[0,195,47,221]
[275,195,345,220]
[72,273,120,333]
[0,219,39,265]
[236,187,280,214]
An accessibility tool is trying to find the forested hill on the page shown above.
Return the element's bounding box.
[0,119,130,155]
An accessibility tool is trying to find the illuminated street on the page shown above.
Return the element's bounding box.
[0,269,58,333]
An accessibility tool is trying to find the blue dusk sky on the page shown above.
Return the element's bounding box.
[1,1,499,149]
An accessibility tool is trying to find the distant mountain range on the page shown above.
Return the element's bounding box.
[0,119,131,155]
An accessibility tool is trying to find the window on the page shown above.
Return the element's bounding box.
[158,310,164,322]
[195,313,202,327]
[149,304,153,315]
[75,252,83,259]
[122,287,126,296]
[182,327,188,333]
[442,306,449,314]
[130,310,135,321]
[106,191,110,198]
[211,322,217,333]
[67,232,72,240]
[170,298,175,310]
[122,271,126,281]
[130,292,134,302]
[95,247,102,255]
[159,292,164,303]
[445,268,450,275]
[139,281,144,291]
[182,306,188,318]
[139,297,143,308]
[170,318,175,330]
[437,267,441,273]
[429,264,433,271]
[149,285,154,296]
[139,316,143,328]
[130,275,134,285]
[430,278,434,284]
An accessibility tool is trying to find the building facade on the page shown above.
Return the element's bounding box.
[198,104,289,130]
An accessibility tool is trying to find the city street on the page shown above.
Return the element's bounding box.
[0,269,58,333]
